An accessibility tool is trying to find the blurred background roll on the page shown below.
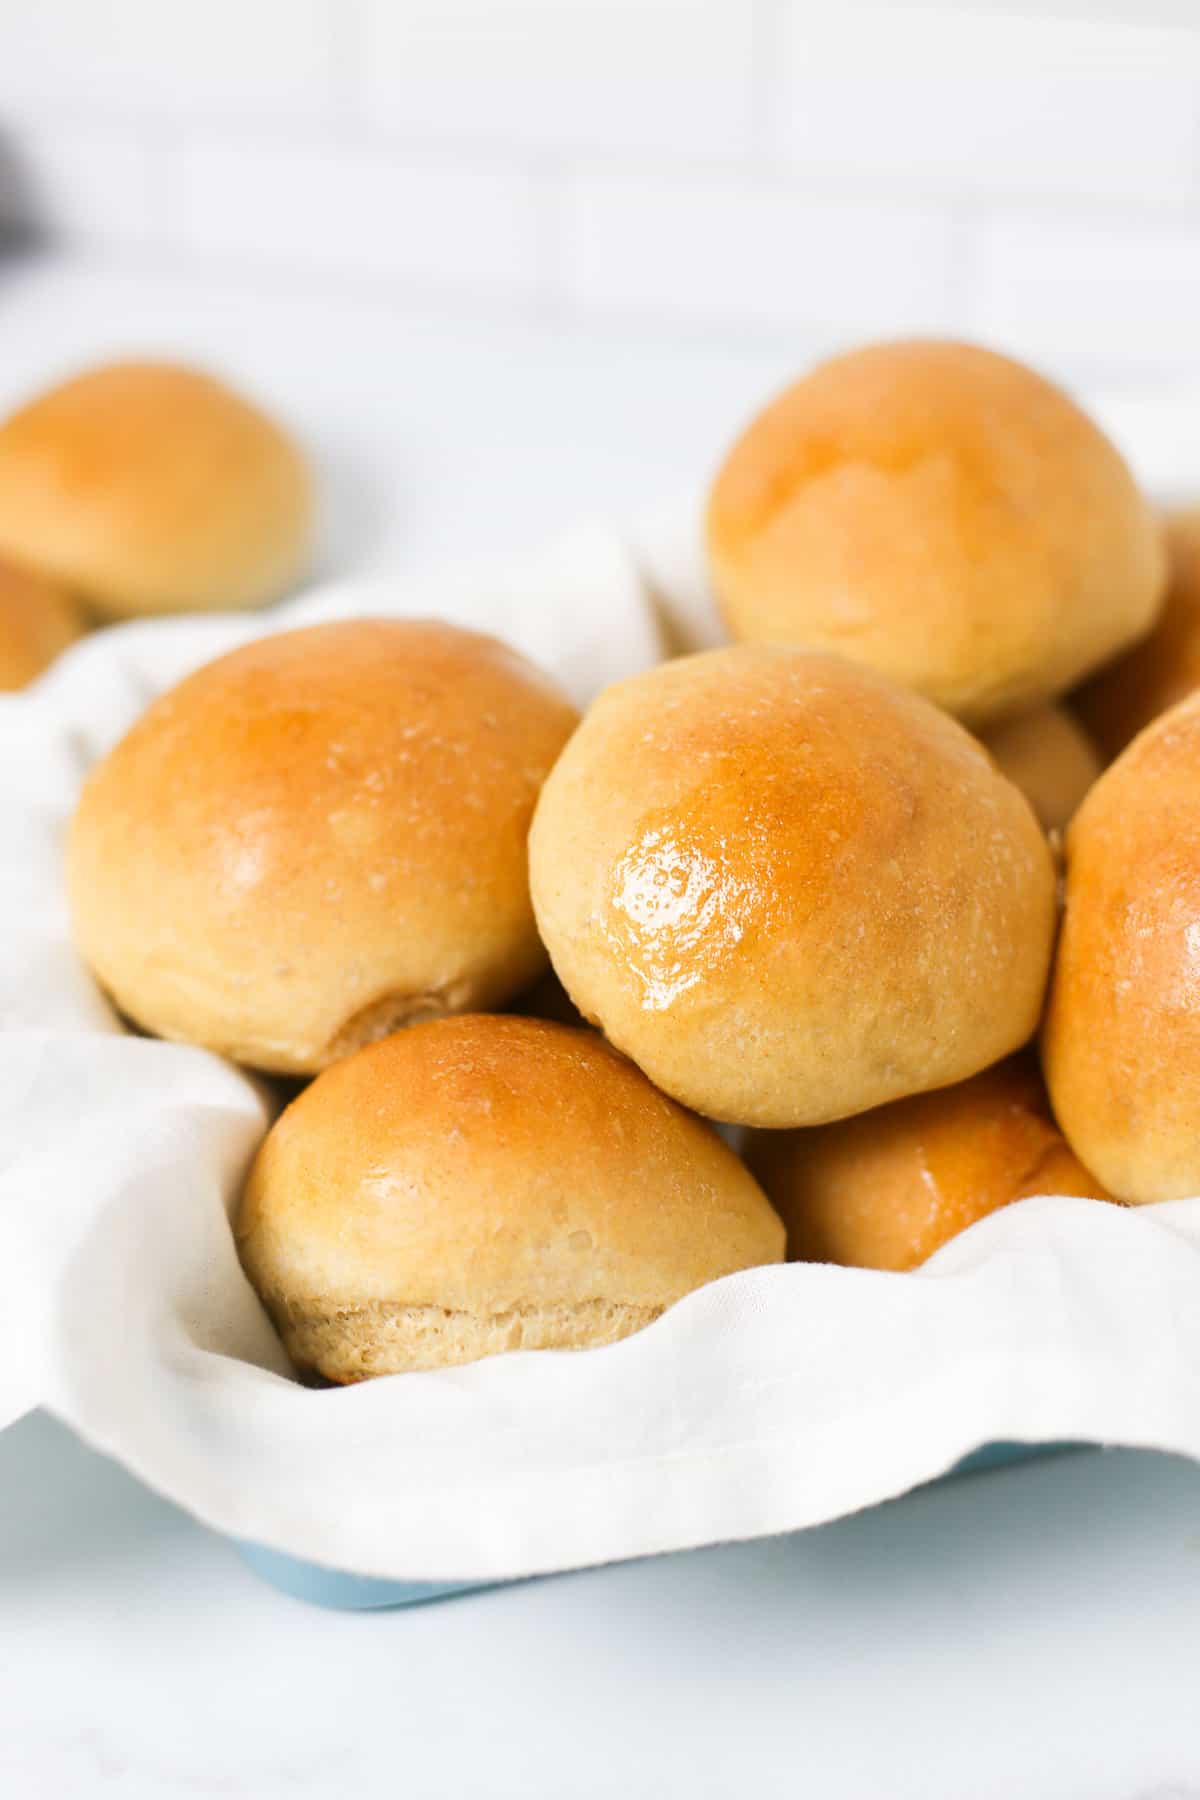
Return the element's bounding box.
[0,361,313,618]
[980,703,1101,834]
[0,555,83,689]
[1075,507,1200,760]
[707,341,1165,724]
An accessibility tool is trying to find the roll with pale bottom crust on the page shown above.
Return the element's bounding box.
[235,1015,786,1381]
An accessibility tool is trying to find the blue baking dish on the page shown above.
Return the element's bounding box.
[235,1440,1081,1609]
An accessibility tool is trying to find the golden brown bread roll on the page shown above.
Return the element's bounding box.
[1043,691,1200,1203]
[235,1015,786,1380]
[529,645,1057,1128]
[746,1055,1113,1273]
[68,619,579,1073]
[1074,507,1200,760]
[0,361,312,618]
[981,703,1101,833]
[0,554,84,688]
[707,340,1165,724]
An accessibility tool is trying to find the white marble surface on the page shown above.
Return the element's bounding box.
[2,1415,1200,1798]
[3,252,1200,1797]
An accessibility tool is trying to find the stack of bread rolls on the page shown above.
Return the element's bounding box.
[63,335,1198,1388]
[0,360,313,687]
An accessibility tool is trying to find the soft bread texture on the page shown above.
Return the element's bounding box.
[235,1015,785,1380]
[747,1055,1113,1273]
[1043,691,1200,1203]
[981,703,1101,833]
[68,619,579,1073]
[529,645,1057,1128]
[1075,508,1200,760]
[0,361,312,617]
[707,340,1165,725]
[0,555,84,688]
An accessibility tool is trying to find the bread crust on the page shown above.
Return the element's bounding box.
[747,1054,1112,1272]
[530,644,1057,1127]
[708,340,1165,724]
[0,361,313,616]
[1043,688,1200,1202]
[981,703,1101,833]
[68,619,580,1071]
[1075,508,1200,759]
[236,1015,785,1378]
[0,554,84,688]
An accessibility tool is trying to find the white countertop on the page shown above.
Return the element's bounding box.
[3,253,1200,1798]
[4,1415,1200,1799]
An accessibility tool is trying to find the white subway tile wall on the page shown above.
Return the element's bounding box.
[976,213,1200,365]
[361,0,758,155]
[776,6,1200,208]
[0,0,339,116]
[167,141,543,296]
[1,0,1198,378]
[561,171,959,335]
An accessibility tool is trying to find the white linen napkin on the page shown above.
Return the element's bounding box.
[3,511,1200,1584]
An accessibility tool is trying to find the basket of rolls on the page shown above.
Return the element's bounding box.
[4,337,1200,1610]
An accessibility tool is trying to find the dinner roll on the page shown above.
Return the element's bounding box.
[68,619,578,1073]
[1043,690,1200,1203]
[236,1015,785,1380]
[746,1055,1113,1274]
[0,554,84,688]
[1075,507,1200,760]
[981,703,1101,833]
[0,361,312,617]
[707,340,1165,724]
[529,645,1057,1128]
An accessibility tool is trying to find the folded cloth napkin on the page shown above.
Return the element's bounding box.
[3,512,1200,1585]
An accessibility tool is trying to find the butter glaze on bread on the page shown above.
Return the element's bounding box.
[530,645,1057,1128]
[1043,690,1200,1203]
[236,1015,785,1380]
[0,361,312,617]
[747,1055,1113,1273]
[707,340,1165,724]
[68,619,579,1073]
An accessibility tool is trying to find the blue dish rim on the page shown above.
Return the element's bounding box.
[235,1439,1084,1610]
